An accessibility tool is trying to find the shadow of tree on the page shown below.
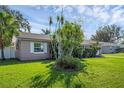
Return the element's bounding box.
[0,59,54,66]
[30,63,87,88]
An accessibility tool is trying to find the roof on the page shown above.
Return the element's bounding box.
[17,32,50,41]
[99,42,118,46]
[81,40,97,45]
[81,40,119,46]
[17,32,122,47]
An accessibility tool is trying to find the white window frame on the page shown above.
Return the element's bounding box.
[30,42,47,54]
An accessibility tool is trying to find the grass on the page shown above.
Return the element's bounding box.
[103,53,124,57]
[0,53,124,88]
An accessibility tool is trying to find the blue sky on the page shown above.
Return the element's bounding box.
[10,5,124,39]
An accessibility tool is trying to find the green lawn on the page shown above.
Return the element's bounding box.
[103,53,124,57]
[0,53,124,88]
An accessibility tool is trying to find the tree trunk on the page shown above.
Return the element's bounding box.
[1,43,5,60]
[69,47,73,56]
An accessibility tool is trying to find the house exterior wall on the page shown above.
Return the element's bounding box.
[82,44,101,56]
[101,46,118,54]
[16,40,50,61]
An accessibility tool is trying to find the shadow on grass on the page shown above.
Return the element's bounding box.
[0,59,54,66]
[30,62,87,88]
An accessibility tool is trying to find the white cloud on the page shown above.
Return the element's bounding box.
[30,21,56,34]
[30,5,41,10]
[84,32,93,39]
[66,6,73,13]
[91,6,110,23]
[35,6,41,10]
[54,6,74,14]
[76,6,87,14]
[29,21,48,34]
[27,5,124,37]
[75,6,110,23]
[109,6,124,26]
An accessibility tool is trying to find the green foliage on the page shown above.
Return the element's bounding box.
[0,11,19,45]
[41,28,50,35]
[83,43,100,58]
[91,24,123,43]
[57,21,84,56]
[72,46,83,58]
[56,56,83,71]
[0,5,30,32]
[0,11,20,60]
[48,9,84,71]
[116,48,124,53]
[0,6,30,60]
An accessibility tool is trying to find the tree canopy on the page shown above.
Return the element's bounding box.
[91,25,123,43]
[0,11,20,60]
[0,6,30,60]
[0,5,30,32]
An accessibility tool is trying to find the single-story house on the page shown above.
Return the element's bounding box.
[15,32,51,61]
[81,40,120,54]
[99,42,119,54]
[14,32,124,61]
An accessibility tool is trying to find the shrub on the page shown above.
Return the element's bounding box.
[116,48,124,53]
[72,46,83,58]
[82,43,101,58]
[55,56,82,71]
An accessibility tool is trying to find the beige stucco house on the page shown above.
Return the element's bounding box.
[16,32,51,61]
[15,32,122,61]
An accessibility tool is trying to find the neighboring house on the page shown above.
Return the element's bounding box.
[81,40,120,54]
[14,32,124,61]
[99,42,120,54]
[15,32,51,61]
[81,40,101,56]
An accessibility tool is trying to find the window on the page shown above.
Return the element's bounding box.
[30,42,47,54]
[34,42,44,52]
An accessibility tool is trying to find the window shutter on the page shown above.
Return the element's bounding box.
[30,42,34,53]
[44,43,47,53]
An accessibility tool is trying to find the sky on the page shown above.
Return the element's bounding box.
[9,5,124,39]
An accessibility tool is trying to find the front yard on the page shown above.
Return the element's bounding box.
[0,53,124,88]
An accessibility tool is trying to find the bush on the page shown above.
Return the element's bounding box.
[116,48,124,53]
[82,44,100,58]
[55,56,82,71]
[72,46,83,58]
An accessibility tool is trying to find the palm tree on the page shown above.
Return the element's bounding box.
[0,11,19,60]
[0,5,31,33]
[49,16,53,32]
[60,7,64,26]
[41,28,50,35]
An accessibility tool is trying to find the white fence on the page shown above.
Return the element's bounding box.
[0,47,15,59]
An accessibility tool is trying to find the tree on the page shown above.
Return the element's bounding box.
[0,11,19,60]
[51,21,84,59]
[0,6,30,60]
[91,25,122,43]
[60,21,84,56]
[49,16,53,32]
[41,28,50,35]
[47,8,84,71]
[0,5,30,32]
